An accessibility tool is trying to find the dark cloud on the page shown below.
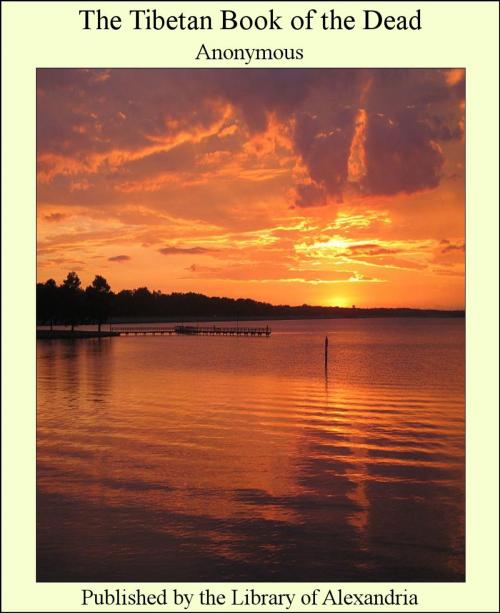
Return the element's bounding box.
[37,68,464,209]
[346,243,399,256]
[362,108,445,196]
[44,212,66,222]
[108,255,131,262]
[441,242,465,254]
[293,109,356,204]
[159,246,214,255]
[37,69,223,158]
[291,70,463,204]
[294,182,328,208]
[212,69,321,132]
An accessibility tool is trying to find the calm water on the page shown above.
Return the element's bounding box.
[37,318,464,581]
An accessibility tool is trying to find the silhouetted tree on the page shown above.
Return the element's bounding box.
[61,272,83,330]
[62,271,81,291]
[38,278,58,328]
[132,287,152,314]
[85,275,111,332]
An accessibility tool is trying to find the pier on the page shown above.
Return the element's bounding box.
[175,325,271,336]
[38,325,272,339]
[110,326,176,336]
[109,325,271,337]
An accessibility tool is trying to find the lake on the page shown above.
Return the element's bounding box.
[37,317,465,581]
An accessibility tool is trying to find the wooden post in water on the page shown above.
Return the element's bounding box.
[324,336,329,371]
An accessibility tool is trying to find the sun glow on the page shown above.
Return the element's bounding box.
[327,295,351,308]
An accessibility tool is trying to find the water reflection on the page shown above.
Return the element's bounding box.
[37,319,464,581]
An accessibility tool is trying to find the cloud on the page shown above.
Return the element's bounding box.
[293,181,328,208]
[44,212,66,222]
[159,246,215,255]
[37,69,465,215]
[441,241,465,254]
[362,109,444,196]
[293,236,436,272]
[108,254,131,262]
[431,239,465,271]
[289,70,463,203]
[346,243,398,256]
[182,260,383,284]
[293,109,356,203]
[445,69,465,87]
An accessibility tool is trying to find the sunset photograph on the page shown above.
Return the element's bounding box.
[36,68,465,582]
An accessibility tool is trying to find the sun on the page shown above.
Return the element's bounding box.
[326,295,351,308]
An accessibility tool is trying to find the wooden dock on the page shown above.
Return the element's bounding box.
[110,326,176,336]
[110,325,271,337]
[175,325,271,336]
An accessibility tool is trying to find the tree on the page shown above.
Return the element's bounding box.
[85,275,112,332]
[60,271,83,330]
[62,271,81,291]
[39,278,58,329]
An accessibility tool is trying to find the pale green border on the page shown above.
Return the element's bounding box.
[2,1,499,611]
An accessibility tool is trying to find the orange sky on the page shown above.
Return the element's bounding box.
[37,69,464,308]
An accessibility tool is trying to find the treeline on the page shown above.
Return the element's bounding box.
[37,271,465,328]
[37,272,113,331]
